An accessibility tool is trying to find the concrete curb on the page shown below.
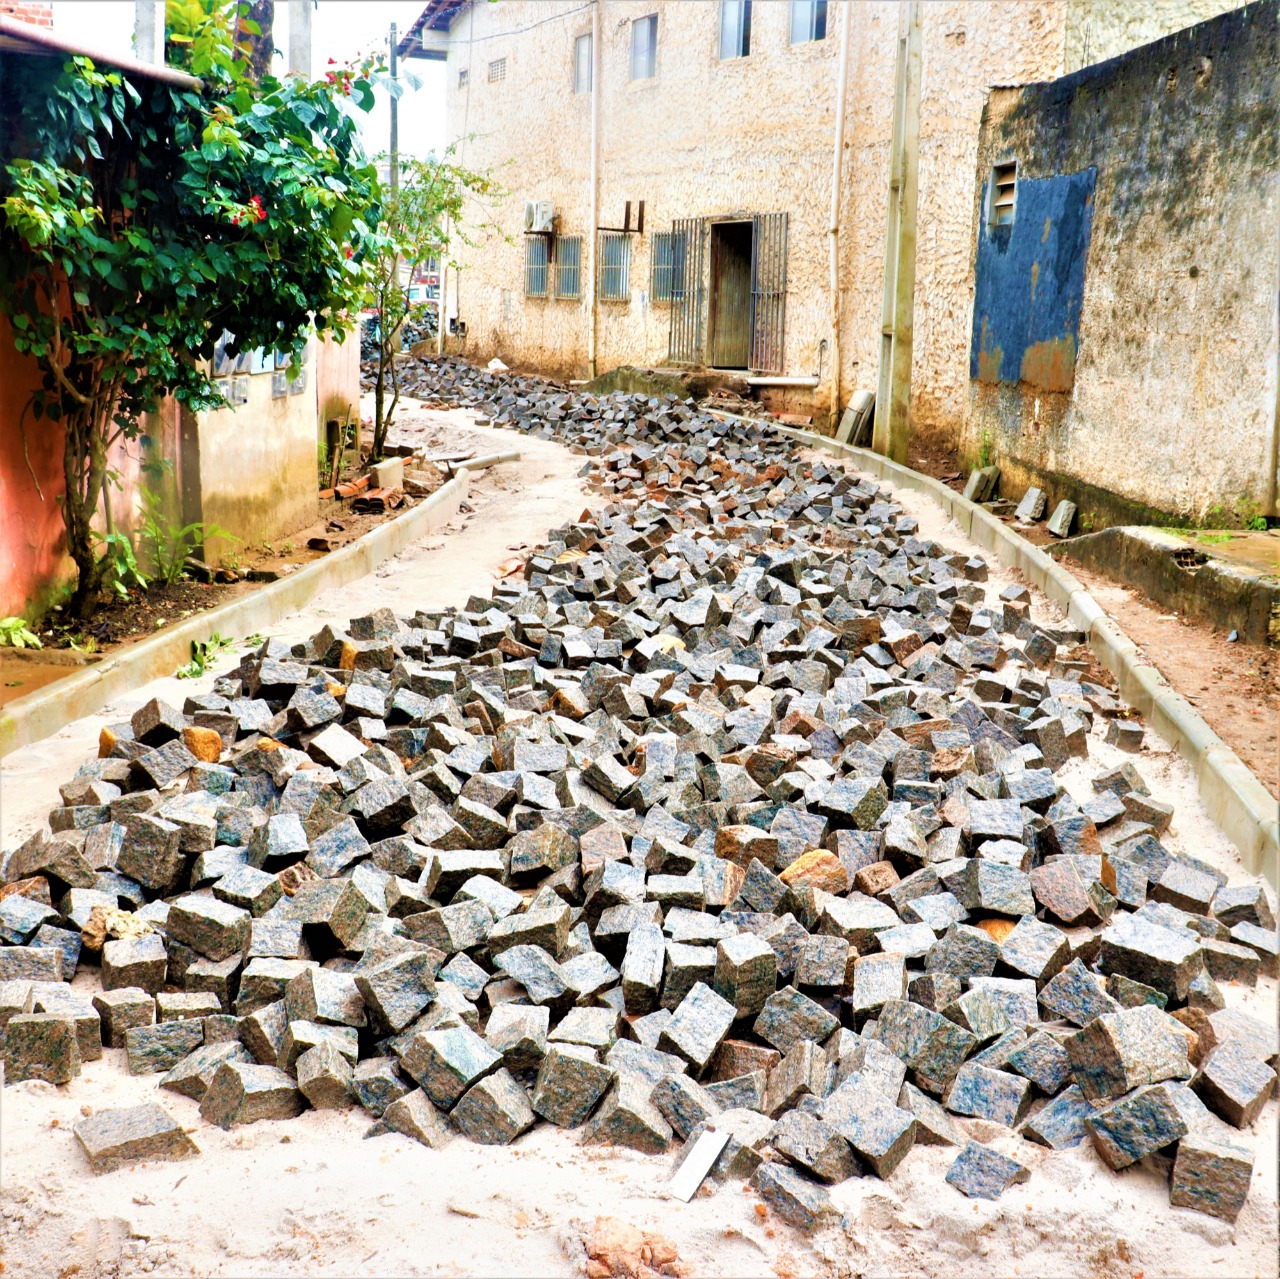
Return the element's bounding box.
[781,427,1279,887]
[0,472,472,761]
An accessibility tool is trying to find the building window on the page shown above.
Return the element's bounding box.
[651,231,682,303]
[458,68,469,88]
[525,236,549,297]
[574,32,592,93]
[720,0,751,59]
[630,14,657,80]
[989,161,1017,228]
[556,236,582,299]
[599,233,631,301]
[488,57,506,83]
[789,0,827,44]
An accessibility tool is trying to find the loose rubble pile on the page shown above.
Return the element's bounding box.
[2,357,1277,1232]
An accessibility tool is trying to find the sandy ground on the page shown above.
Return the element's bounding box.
[0,427,1275,1279]
[1067,562,1280,800]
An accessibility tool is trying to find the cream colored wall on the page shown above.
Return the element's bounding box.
[441,0,1068,432]
[1065,0,1246,70]
[188,352,319,564]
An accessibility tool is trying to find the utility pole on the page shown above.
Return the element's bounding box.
[389,23,399,197]
[288,0,312,78]
[873,0,922,463]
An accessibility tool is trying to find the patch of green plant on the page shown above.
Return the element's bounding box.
[0,617,41,649]
[241,632,264,649]
[176,631,235,679]
[66,633,97,654]
[976,427,994,471]
[93,528,148,599]
[1196,532,1232,546]
[138,486,237,588]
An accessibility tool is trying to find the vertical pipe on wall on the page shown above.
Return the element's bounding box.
[827,0,853,427]
[586,0,601,379]
[1268,229,1280,516]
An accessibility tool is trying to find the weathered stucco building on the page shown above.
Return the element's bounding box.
[965,2,1279,525]
[408,0,1273,524]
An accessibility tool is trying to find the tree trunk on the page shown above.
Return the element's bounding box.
[238,0,275,84]
[64,411,108,619]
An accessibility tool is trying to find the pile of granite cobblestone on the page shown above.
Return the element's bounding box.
[1,358,1275,1226]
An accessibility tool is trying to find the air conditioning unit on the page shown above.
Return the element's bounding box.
[524,200,555,234]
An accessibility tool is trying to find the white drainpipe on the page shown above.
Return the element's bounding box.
[827,0,854,422]
[586,0,602,380]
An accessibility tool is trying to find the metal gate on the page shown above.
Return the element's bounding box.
[749,212,788,373]
[667,217,706,366]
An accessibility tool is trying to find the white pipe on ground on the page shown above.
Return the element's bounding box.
[747,376,821,388]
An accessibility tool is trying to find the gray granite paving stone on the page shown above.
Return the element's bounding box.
[945,1141,1030,1199]
[73,1103,199,1173]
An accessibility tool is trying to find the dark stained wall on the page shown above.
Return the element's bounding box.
[964,1,1279,525]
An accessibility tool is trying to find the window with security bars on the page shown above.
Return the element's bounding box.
[789,0,827,44]
[989,161,1017,228]
[458,68,469,88]
[489,57,506,83]
[720,0,751,59]
[599,233,631,301]
[524,236,549,297]
[556,236,582,299]
[650,231,681,303]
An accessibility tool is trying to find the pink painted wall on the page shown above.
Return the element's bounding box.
[0,316,183,618]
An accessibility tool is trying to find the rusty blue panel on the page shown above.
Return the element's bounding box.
[970,168,1096,393]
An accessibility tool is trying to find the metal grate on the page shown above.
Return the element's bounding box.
[458,68,469,88]
[667,218,706,364]
[750,212,788,373]
[489,57,506,83]
[651,232,678,303]
[990,161,1017,227]
[598,232,631,301]
[524,236,549,297]
[556,235,582,299]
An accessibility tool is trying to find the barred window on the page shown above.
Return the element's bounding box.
[489,57,506,83]
[556,235,582,299]
[651,231,682,303]
[458,68,469,88]
[525,236,549,298]
[599,233,631,302]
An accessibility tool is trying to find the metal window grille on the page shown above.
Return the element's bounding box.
[719,0,751,59]
[556,235,582,299]
[488,57,506,83]
[750,212,788,373]
[789,0,827,44]
[651,232,678,303]
[990,161,1017,228]
[574,33,592,94]
[667,218,706,363]
[458,68,468,88]
[630,14,657,80]
[525,236,549,298]
[598,232,631,301]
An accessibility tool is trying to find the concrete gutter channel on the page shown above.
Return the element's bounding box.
[2,413,1274,889]
[776,425,1279,888]
[0,454,519,761]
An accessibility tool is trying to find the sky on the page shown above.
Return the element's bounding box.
[49,1,448,159]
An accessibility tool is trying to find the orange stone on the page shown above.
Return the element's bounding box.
[182,726,223,763]
[973,916,1018,944]
[778,848,849,895]
[98,726,119,758]
[338,640,358,671]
